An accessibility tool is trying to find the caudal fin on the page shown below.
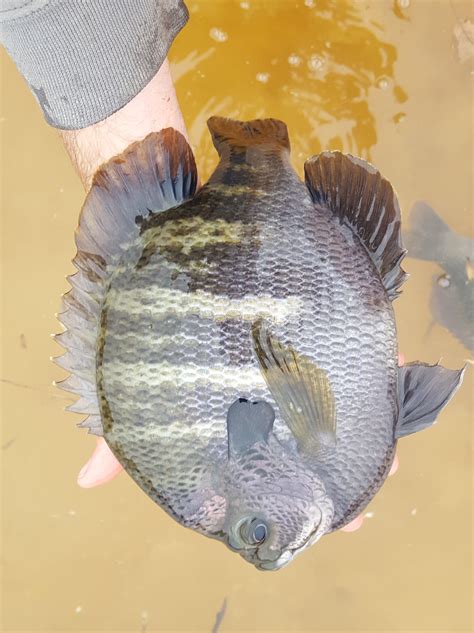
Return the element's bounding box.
[207,117,290,156]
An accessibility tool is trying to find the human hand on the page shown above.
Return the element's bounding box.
[59,59,187,192]
[78,436,124,488]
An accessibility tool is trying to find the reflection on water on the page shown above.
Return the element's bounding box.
[171,0,406,177]
[1,0,473,631]
[404,201,474,352]
[211,598,227,633]
[392,0,410,22]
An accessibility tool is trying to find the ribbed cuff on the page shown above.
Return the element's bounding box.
[1,0,189,129]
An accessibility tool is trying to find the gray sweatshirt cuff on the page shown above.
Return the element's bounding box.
[0,0,188,129]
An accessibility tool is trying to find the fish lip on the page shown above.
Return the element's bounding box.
[238,545,289,570]
[225,536,278,569]
[225,534,242,552]
[252,530,317,570]
[253,551,294,571]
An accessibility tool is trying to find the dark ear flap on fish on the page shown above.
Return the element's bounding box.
[304,152,407,300]
[252,320,337,459]
[207,117,290,156]
[54,130,198,435]
[395,362,465,438]
[404,201,451,262]
[227,398,275,458]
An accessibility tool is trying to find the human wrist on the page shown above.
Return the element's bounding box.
[59,59,187,190]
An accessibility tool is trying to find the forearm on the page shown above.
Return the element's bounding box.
[1,0,188,130]
[1,0,189,189]
[59,60,187,191]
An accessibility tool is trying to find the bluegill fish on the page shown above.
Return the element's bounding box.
[55,118,464,571]
[404,201,474,352]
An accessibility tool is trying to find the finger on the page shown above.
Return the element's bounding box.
[341,514,364,532]
[398,352,405,366]
[77,437,123,488]
[389,452,399,476]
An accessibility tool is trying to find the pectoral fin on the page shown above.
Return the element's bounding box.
[252,320,337,458]
[396,362,465,438]
[226,398,275,458]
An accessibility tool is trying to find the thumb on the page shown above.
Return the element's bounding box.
[77,437,123,488]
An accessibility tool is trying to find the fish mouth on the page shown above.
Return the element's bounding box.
[243,549,293,571]
[248,518,327,571]
[225,534,286,570]
[226,517,323,571]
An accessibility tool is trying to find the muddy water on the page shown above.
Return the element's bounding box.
[1,1,472,631]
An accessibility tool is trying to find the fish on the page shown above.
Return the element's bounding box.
[55,118,465,571]
[403,201,474,352]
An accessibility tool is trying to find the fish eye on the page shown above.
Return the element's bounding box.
[252,522,267,543]
[240,518,268,545]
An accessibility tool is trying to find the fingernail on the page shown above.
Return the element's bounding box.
[78,459,92,482]
[341,515,364,532]
[389,453,399,476]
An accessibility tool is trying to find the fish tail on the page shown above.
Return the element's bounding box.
[404,201,451,261]
[54,130,198,435]
[207,116,290,156]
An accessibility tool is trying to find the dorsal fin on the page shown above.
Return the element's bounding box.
[304,152,407,300]
[54,130,198,434]
[207,116,290,156]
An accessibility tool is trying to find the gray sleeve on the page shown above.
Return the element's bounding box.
[0,0,188,129]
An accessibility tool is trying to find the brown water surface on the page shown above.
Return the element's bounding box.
[1,1,473,631]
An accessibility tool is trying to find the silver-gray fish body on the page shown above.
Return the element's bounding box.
[56,119,464,570]
[99,135,397,529]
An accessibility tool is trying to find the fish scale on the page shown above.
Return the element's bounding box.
[55,119,464,570]
[99,140,397,529]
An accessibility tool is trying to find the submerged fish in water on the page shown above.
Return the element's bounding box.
[55,118,464,571]
[403,201,474,352]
